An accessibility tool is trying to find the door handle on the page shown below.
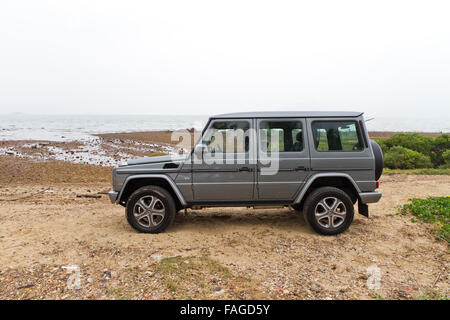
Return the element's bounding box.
[238,167,252,172]
[294,166,308,171]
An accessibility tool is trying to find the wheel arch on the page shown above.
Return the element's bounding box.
[292,173,361,210]
[117,174,186,210]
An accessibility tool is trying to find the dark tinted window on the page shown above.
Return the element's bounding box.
[312,121,363,151]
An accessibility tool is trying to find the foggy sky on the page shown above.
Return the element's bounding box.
[0,0,449,118]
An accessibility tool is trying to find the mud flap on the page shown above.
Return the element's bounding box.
[358,201,369,217]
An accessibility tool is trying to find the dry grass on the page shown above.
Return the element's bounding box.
[368,131,446,138]
[156,254,266,299]
[0,155,111,185]
[383,168,450,175]
[96,130,199,147]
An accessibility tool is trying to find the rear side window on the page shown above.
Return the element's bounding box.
[259,121,303,152]
[312,121,363,151]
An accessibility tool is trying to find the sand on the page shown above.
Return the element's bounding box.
[0,152,449,300]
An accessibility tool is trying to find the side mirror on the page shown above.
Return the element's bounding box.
[193,144,206,159]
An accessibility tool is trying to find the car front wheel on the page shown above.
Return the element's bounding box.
[303,187,354,235]
[126,186,176,233]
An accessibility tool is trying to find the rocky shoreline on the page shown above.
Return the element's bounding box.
[0,136,176,167]
[1,130,446,168]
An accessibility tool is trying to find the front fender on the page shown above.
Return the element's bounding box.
[116,174,187,206]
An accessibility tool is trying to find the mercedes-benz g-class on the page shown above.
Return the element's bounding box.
[109,111,383,235]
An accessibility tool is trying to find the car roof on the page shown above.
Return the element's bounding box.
[211,111,363,119]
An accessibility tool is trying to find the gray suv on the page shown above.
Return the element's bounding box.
[109,112,383,235]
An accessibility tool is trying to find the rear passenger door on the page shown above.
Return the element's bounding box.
[256,118,311,200]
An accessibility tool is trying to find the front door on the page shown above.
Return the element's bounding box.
[192,119,256,201]
[256,118,311,200]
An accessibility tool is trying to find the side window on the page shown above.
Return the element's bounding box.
[202,121,250,153]
[259,121,303,152]
[312,121,363,151]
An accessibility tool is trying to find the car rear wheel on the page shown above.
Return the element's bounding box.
[303,187,354,235]
[126,186,176,233]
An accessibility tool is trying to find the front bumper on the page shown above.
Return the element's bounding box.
[359,191,382,204]
[108,190,119,203]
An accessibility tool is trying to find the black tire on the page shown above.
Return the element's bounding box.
[370,140,384,180]
[126,186,176,233]
[303,187,354,235]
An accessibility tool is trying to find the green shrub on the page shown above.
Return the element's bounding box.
[444,149,450,164]
[384,146,433,169]
[399,197,450,242]
[374,133,450,170]
[438,150,450,168]
[432,134,450,167]
[373,137,390,155]
[384,133,433,156]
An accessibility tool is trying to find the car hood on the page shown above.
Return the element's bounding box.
[125,155,187,166]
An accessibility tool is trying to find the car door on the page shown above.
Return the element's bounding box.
[191,119,256,201]
[256,118,311,200]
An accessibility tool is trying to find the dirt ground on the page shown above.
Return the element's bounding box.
[0,156,449,300]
